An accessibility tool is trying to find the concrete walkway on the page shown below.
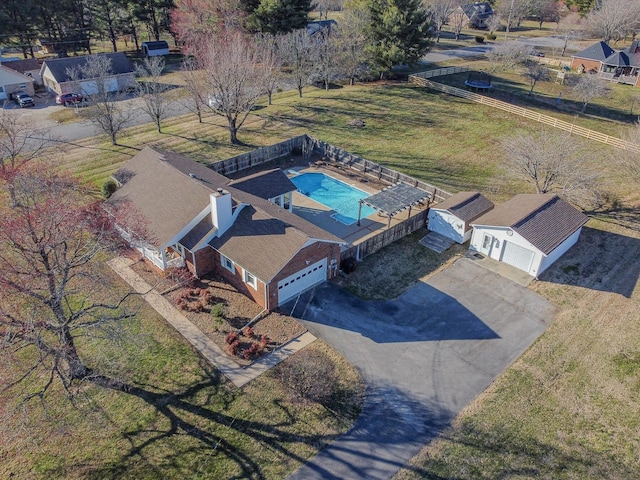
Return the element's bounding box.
[108,257,316,388]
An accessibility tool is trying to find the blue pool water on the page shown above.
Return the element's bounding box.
[290,173,376,225]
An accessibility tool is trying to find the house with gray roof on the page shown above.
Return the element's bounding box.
[571,40,640,86]
[449,2,494,29]
[40,52,136,95]
[470,194,588,277]
[427,191,494,244]
[108,147,343,310]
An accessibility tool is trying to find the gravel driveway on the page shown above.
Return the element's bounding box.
[286,258,554,479]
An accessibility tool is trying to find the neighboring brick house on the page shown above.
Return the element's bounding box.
[40,52,136,95]
[470,194,588,278]
[570,41,615,73]
[571,40,640,87]
[449,2,494,29]
[108,147,343,310]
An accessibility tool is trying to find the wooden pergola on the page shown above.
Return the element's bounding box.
[357,183,430,228]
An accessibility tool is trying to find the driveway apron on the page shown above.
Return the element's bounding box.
[286,258,555,479]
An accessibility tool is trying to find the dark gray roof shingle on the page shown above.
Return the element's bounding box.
[432,191,494,226]
[572,41,615,62]
[472,194,588,255]
[229,169,296,200]
[41,52,134,83]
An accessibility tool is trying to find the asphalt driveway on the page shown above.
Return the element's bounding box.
[286,258,555,479]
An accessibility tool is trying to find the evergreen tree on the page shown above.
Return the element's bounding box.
[242,0,313,34]
[364,0,432,77]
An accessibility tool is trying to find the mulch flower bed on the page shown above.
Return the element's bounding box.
[128,256,306,366]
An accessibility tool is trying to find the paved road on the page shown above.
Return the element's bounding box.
[286,258,554,479]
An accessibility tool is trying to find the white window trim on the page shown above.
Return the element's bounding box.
[244,269,257,289]
[221,254,235,274]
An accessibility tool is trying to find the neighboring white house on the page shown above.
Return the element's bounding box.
[427,191,494,244]
[0,65,35,100]
[1,58,43,86]
[470,194,588,277]
[142,41,170,57]
[40,52,136,95]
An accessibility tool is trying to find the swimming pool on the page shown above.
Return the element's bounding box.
[290,172,376,225]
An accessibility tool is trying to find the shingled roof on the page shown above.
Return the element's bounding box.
[228,169,296,200]
[472,194,588,255]
[109,147,342,279]
[41,52,134,83]
[431,191,494,228]
[109,147,229,247]
[572,41,615,62]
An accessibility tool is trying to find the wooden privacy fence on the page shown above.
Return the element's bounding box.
[309,137,452,203]
[340,210,429,262]
[409,72,640,154]
[209,135,309,175]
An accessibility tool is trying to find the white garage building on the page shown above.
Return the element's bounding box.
[470,194,588,277]
[427,191,494,244]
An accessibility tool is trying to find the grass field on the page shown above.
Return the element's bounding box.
[5,74,639,478]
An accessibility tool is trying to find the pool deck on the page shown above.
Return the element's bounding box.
[288,166,428,246]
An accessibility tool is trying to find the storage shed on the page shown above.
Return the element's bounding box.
[427,191,493,244]
[142,41,170,57]
[470,194,588,277]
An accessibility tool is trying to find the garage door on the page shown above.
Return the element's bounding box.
[277,258,327,305]
[501,241,534,273]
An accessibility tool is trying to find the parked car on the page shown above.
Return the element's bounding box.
[56,92,84,106]
[14,92,35,108]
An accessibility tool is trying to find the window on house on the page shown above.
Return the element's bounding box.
[244,270,257,289]
[221,254,235,273]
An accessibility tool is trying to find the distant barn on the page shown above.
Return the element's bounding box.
[142,41,170,57]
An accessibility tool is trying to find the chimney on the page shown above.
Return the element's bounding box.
[211,188,233,236]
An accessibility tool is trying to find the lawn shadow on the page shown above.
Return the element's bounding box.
[539,225,640,298]
[55,361,347,479]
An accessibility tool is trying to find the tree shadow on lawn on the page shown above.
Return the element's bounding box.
[539,226,640,298]
[410,418,640,479]
[60,362,346,479]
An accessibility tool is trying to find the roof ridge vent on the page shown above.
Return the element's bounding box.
[189,173,199,179]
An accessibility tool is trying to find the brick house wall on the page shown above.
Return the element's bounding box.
[211,250,268,309]
[266,242,341,310]
[570,58,602,73]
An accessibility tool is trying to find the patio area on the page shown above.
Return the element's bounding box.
[287,165,430,246]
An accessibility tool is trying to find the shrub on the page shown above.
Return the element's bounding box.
[475,36,485,44]
[102,180,117,199]
[259,334,270,348]
[486,33,497,41]
[210,302,225,319]
[200,289,213,305]
[242,326,254,337]
[243,341,263,360]
[277,349,339,404]
[227,340,240,356]
[225,331,239,345]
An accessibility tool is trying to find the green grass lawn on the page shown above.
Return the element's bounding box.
[19,78,639,479]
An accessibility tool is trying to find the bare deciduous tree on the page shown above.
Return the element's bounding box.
[255,33,283,106]
[502,130,600,207]
[67,55,134,146]
[572,74,611,113]
[200,32,267,144]
[496,0,529,36]
[335,1,370,85]
[485,14,503,35]
[0,164,145,405]
[557,11,583,57]
[586,0,640,43]
[280,29,319,97]
[523,61,551,95]
[425,0,457,43]
[180,57,208,123]
[487,41,534,71]
[449,7,465,40]
[0,111,53,206]
[136,56,170,133]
